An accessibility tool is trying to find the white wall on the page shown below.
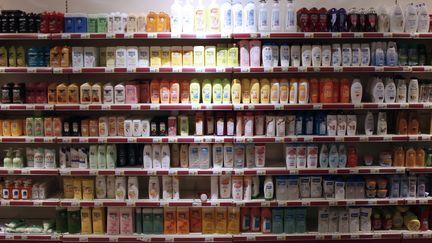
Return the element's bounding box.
[1,0,432,14]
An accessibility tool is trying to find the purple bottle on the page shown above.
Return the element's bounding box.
[328,8,338,32]
[337,8,347,32]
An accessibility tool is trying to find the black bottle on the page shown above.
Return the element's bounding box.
[137,144,144,166]
[159,119,167,136]
[12,83,24,104]
[8,11,17,33]
[62,120,70,136]
[117,144,127,167]
[1,83,13,104]
[150,119,158,136]
[71,119,80,136]
[18,11,28,33]
[127,144,137,166]
[1,12,9,33]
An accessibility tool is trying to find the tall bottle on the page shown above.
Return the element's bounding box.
[182,0,195,32]
[258,0,270,32]
[221,0,234,33]
[243,0,257,33]
[417,3,430,33]
[404,3,417,33]
[194,0,206,33]
[171,0,183,33]
[3,149,13,168]
[232,0,244,33]
[390,0,404,32]
[285,0,296,32]
[207,0,221,32]
[270,0,281,32]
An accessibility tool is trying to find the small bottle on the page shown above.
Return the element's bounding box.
[3,149,13,168]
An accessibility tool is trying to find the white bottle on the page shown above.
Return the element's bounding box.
[377,112,387,135]
[321,45,331,66]
[291,45,301,67]
[328,145,339,168]
[232,0,244,33]
[171,0,183,33]
[337,114,347,136]
[161,144,170,169]
[384,78,396,103]
[351,44,361,66]
[262,44,273,68]
[311,45,322,67]
[364,112,375,135]
[351,78,363,104]
[404,3,418,33]
[270,0,281,32]
[143,145,152,169]
[408,78,419,103]
[386,42,398,66]
[211,176,219,200]
[194,0,206,32]
[250,41,261,67]
[397,79,407,103]
[378,7,390,32]
[301,45,312,67]
[263,176,274,200]
[213,144,224,168]
[182,0,195,33]
[106,144,117,169]
[224,144,234,168]
[319,145,329,168]
[360,44,370,66]
[244,0,257,32]
[98,145,107,169]
[207,0,221,32]
[89,145,98,169]
[338,145,347,168]
[148,176,160,200]
[258,0,270,32]
[219,175,232,199]
[243,176,252,200]
[390,1,405,32]
[371,77,385,103]
[271,45,279,67]
[220,0,233,33]
[285,0,296,32]
[152,144,161,168]
[280,45,290,67]
[347,115,357,136]
[342,44,352,67]
[417,3,430,32]
[331,44,342,67]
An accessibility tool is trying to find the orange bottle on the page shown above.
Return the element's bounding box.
[189,208,202,233]
[176,207,190,234]
[416,148,425,167]
[150,79,160,104]
[47,83,58,104]
[332,79,339,103]
[164,208,177,234]
[309,78,319,103]
[140,81,150,103]
[393,147,405,167]
[157,12,170,32]
[146,12,158,32]
[320,78,333,103]
[405,147,417,167]
[159,79,170,104]
[180,80,190,103]
[397,112,408,134]
[170,80,180,104]
[408,112,420,135]
[339,79,350,103]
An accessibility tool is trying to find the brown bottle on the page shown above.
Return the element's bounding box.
[47,83,57,104]
[393,146,405,167]
[397,111,408,135]
[416,148,425,167]
[408,112,420,135]
[405,147,417,167]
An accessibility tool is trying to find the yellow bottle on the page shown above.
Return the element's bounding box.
[81,207,93,234]
[227,44,239,67]
[222,78,231,104]
[215,207,227,234]
[250,79,260,104]
[194,46,205,67]
[82,178,95,200]
[279,78,289,104]
[260,78,270,104]
[213,79,223,104]
[92,207,106,234]
[270,79,280,104]
[63,177,74,199]
[202,207,215,234]
[11,119,23,136]
[227,207,240,234]
[182,46,194,67]
[161,46,171,67]
[202,79,212,104]
[150,46,162,67]
[56,83,68,104]
[207,0,220,32]
[171,46,183,67]
[205,46,216,67]
[80,83,92,104]
[231,79,241,104]
[241,78,251,104]
[68,83,79,104]
[73,178,82,200]
[2,120,11,136]
[216,44,228,67]
[48,83,58,104]
[190,79,201,104]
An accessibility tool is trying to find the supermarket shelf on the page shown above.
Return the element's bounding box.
[0,67,52,73]
[0,104,54,111]
[1,135,429,144]
[233,232,402,241]
[0,199,60,207]
[55,103,233,111]
[233,103,432,110]
[57,167,405,177]
[231,32,420,39]
[52,66,232,74]
[0,33,50,40]
[240,198,406,207]
[0,234,60,241]
[232,66,432,73]
[0,137,56,143]
[0,168,58,175]
[51,32,232,39]
[406,167,432,174]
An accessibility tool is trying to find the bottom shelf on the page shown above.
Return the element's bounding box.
[0,231,429,242]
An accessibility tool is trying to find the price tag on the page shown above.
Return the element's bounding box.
[168,137,177,143]
[301,201,311,206]
[71,201,80,207]
[313,104,322,110]
[240,67,250,73]
[38,34,49,39]
[304,137,313,142]
[315,235,325,240]
[195,67,205,73]
[172,67,181,72]
[216,67,225,72]
[204,236,214,242]
[245,137,253,143]
[53,68,62,74]
[27,67,37,73]
[332,235,342,240]
[275,137,284,143]
[149,67,158,73]
[0,68,5,73]
[335,136,344,142]
[260,32,270,38]
[360,136,368,142]
[72,67,82,73]
[5,235,13,240]
[334,66,343,72]
[94,201,103,207]
[79,236,89,242]
[347,200,355,206]
[81,33,90,39]
[153,138,162,143]
[278,201,287,207]
[377,103,386,108]
[264,67,272,72]
[375,66,384,72]
[298,66,307,72]
[424,66,432,72]
[193,137,203,143]
[196,33,206,39]
[170,33,181,38]
[383,32,392,38]
[126,67,136,73]
[368,200,377,205]
[126,201,135,206]
[304,32,313,38]
[372,234,382,239]
[106,33,115,39]
[115,170,125,176]
[249,33,258,38]
[409,136,418,141]
[354,33,364,38]
[109,236,118,242]
[62,33,71,39]
[332,33,342,38]
[350,234,359,239]
[313,67,320,72]
[148,33,157,38]
[383,136,392,141]
[403,66,412,72]
[124,33,133,38]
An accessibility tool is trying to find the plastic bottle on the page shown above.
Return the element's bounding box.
[262,43,273,68]
[171,0,183,33]
[386,42,398,66]
[183,0,195,32]
[285,0,296,32]
[328,145,339,168]
[3,149,13,168]
[319,145,329,168]
[232,0,244,33]
[408,78,419,103]
[338,145,347,168]
[194,0,206,32]
[221,0,233,33]
[298,79,309,104]
[364,112,374,135]
[207,0,221,32]
[390,0,404,32]
[384,78,396,103]
[396,79,407,103]
[270,79,280,104]
[417,3,430,32]
[270,0,281,32]
[404,3,418,33]
[244,0,257,33]
[258,0,270,32]
[263,176,274,200]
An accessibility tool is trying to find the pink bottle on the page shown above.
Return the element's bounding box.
[120,207,134,234]
[125,84,139,104]
[107,207,120,235]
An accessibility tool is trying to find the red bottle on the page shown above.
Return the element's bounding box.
[25,82,36,104]
[297,8,310,32]
[39,11,50,33]
[37,82,48,103]
[309,8,319,32]
[347,146,358,167]
[318,8,328,32]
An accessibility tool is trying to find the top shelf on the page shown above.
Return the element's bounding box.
[1,32,432,40]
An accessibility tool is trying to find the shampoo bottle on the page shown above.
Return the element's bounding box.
[364,112,374,135]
